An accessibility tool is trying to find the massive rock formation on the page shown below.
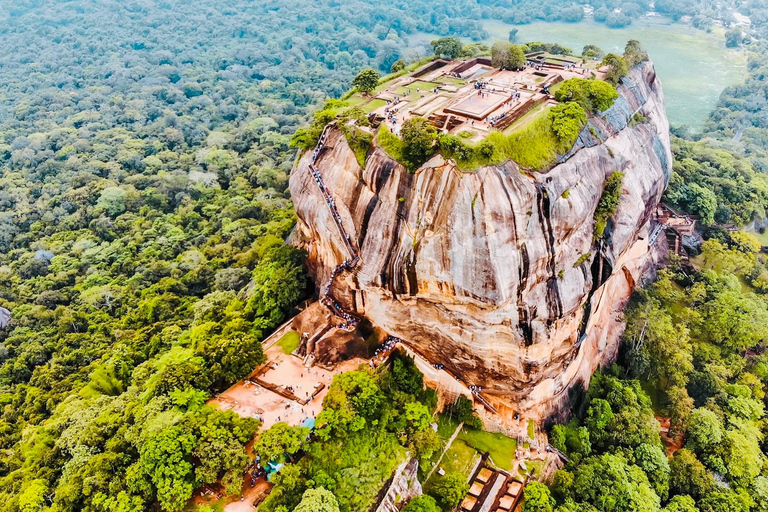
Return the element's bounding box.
[289,62,671,421]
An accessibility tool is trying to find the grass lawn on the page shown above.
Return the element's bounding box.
[501,103,547,135]
[436,75,467,87]
[360,98,386,114]
[276,331,300,355]
[394,80,437,97]
[343,95,366,108]
[520,459,545,479]
[424,439,479,492]
[548,80,565,96]
[420,415,461,478]
[458,427,517,471]
[527,419,535,439]
[436,414,461,440]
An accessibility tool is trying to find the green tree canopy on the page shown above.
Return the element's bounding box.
[352,68,380,94]
[523,482,556,512]
[430,473,469,510]
[600,53,629,86]
[400,118,437,169]
[430,37,463,59]
[293,488,340,512]
[402,495,441,512]
[254,423,310,464]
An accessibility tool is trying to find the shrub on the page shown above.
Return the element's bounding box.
[549,102,588,143]
[574,252,591,267]
[594,172,624,238]
[555,78,619,113]
[601,53,629,86]
[629,112,649,127]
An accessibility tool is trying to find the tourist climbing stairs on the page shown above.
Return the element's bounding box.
[307,125,362,332]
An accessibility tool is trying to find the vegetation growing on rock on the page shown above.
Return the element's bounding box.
[593,172,624,239]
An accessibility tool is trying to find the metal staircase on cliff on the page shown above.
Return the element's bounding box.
[308,124,361,332]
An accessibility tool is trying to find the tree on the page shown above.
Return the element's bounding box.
[508,29,518,42]
[447,395,482,429]
[97,186,130,217]
[492,41,513,68]
[430,37,463,60]
[400,118,436,169]
[685,409,723,454]
[491,42,526,69]
[430,473,469,510]
[720,429,763,486]
[667,386,694,437]
[138,425,197,512]
[392,352,424,395]
[725,29,742,48]
[593,172,624,239]
[523,482,555,512]
[669,449,714,500]
[582,45,604,61]
[549,102,587,143]
[17,480,48,512]
[700,290,768,352]
[508,45,526,69]
[699,491,751,512]
[293,488,340,512]
[677,183,717,225]
[753,476,768,512]
[315,370,384,439]
[195,333,264,391]
[634,444,670,501]
[663,495,699,512]
[623,40,648,67]
[729,231,761,254]
[555,500,600,512]
[402,495,440,512]
[600,54,628,86]
[572,453,661,512]
[352,68,380,94]
[391,59,406,73]
[254,423,310,464]
[246,245,308,329]
[409,427,441,459]
[554,79,618,113]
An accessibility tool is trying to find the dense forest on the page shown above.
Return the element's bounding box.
[534,247,768,511]
[2,0,768,511]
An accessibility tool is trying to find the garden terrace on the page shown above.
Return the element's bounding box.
[349,54,605,144]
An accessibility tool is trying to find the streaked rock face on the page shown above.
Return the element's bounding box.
[290,62,671,420]
[0,307,9,330]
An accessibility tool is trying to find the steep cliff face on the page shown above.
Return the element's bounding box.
[289,62,671,420]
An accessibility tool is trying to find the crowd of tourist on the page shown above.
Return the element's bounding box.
[308,126,362,333]
[369,336,400,368]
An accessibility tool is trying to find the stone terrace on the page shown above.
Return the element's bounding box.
[358,55,605,142]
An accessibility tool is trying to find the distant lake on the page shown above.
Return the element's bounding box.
[410,18,746,129]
